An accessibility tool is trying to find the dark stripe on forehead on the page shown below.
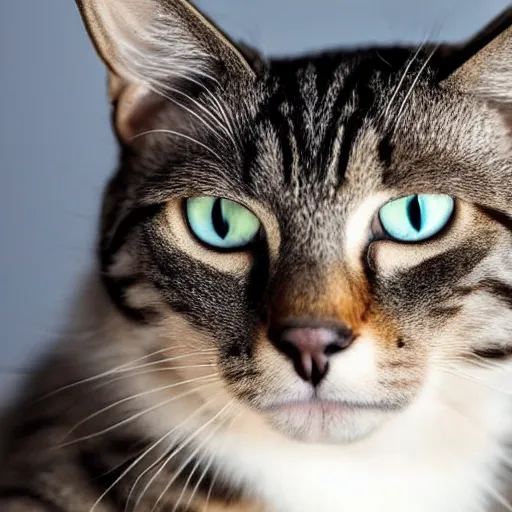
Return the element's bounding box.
[319,62,376,184]
[274,66,317,173]
[336,83,376,184]
[243,86,295,186]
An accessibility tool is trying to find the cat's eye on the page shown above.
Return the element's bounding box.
[377,194,454,242]
[185,197,261,250]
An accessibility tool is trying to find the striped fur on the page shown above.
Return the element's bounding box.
[1,1,512,511]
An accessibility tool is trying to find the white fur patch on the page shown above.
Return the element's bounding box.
[201,364,512,512]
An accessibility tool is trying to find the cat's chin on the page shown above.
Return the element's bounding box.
[262,401,391,444]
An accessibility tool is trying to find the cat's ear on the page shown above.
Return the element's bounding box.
[75,0,255,141]
[440,7,511,104]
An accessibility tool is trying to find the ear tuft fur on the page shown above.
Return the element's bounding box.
[75,0,255,142]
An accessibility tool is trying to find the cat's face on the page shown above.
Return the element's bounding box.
[78,0,512,444]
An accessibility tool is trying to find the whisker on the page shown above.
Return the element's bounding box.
[171,410,236,512]
[90,364,217,393]
[201,409,243,512]
[185,449,216,512]
[130,394,226,511]
[159,69,236,139]
[88,390,222,512]
[436,366,512,397]
[131,129,223,161]
[86,351,217,385]
[160,84,237,148]
[121,50,232,144]
[63,373,219,438]
[181,407,242,512]
[60,377,220,446]
[482,483,512,512]
[394,43,439,126]
[433,354,503,372]
[33,345,207,401]
[382,40,426,120]
[171,453,206,512]
[144,79,233,148]
[203,456,221,512]
[147,400,234,512]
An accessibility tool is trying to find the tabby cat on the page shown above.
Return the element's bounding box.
[1,0,512,511]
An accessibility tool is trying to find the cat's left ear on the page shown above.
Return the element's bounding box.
[74,0,256,141]
[440,7,511,103]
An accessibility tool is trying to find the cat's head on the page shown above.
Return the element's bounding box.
[76,0,512,444]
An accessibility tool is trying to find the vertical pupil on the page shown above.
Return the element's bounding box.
[407,195,422,232]
[211,199,229,239]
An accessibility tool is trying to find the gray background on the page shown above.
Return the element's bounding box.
[1,0,510,401]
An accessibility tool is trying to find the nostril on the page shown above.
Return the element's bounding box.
[324,342,345,356]
[276,338,302,361]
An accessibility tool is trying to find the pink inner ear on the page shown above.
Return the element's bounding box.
[114,84,162,142]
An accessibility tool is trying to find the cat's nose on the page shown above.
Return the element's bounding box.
[269,321,353,386]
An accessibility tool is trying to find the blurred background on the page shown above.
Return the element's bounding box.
[1,0,510,403]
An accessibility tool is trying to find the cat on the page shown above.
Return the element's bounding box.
[1,0,512,510]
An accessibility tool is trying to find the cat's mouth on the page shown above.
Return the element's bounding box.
[257,398,398,443]
[262,398,396,414]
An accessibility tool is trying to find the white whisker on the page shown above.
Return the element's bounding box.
[33,345,204,401]
[185,449,216,511]
[88,390,222,512]
[433,354,503,372]
[201,409,243,512]
[131,129,223,161]
[87,350,216,384]
[130,394,225,510]
[147,400,233,512]
[394,43,439,125]
[170,410,235,512]
[60,377,219,446]
[144,79,232,147]
[436,366,512,397]
[203,457,221,512]
[482,483,512,512]
[156,82,237,148]
[383,41,426,120]
[90,364,217,392]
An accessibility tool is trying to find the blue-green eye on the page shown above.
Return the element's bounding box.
[186,197,261,250]
[378,194,454,242]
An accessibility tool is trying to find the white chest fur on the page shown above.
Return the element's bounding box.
[205,371,512,512]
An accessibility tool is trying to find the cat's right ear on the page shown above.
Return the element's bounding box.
[75,0,255,141]
[439,7,512,104]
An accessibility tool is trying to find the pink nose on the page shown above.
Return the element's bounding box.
[269,321,353,386]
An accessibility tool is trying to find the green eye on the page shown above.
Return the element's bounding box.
[378,194,454,242]
[186,197,261,250]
